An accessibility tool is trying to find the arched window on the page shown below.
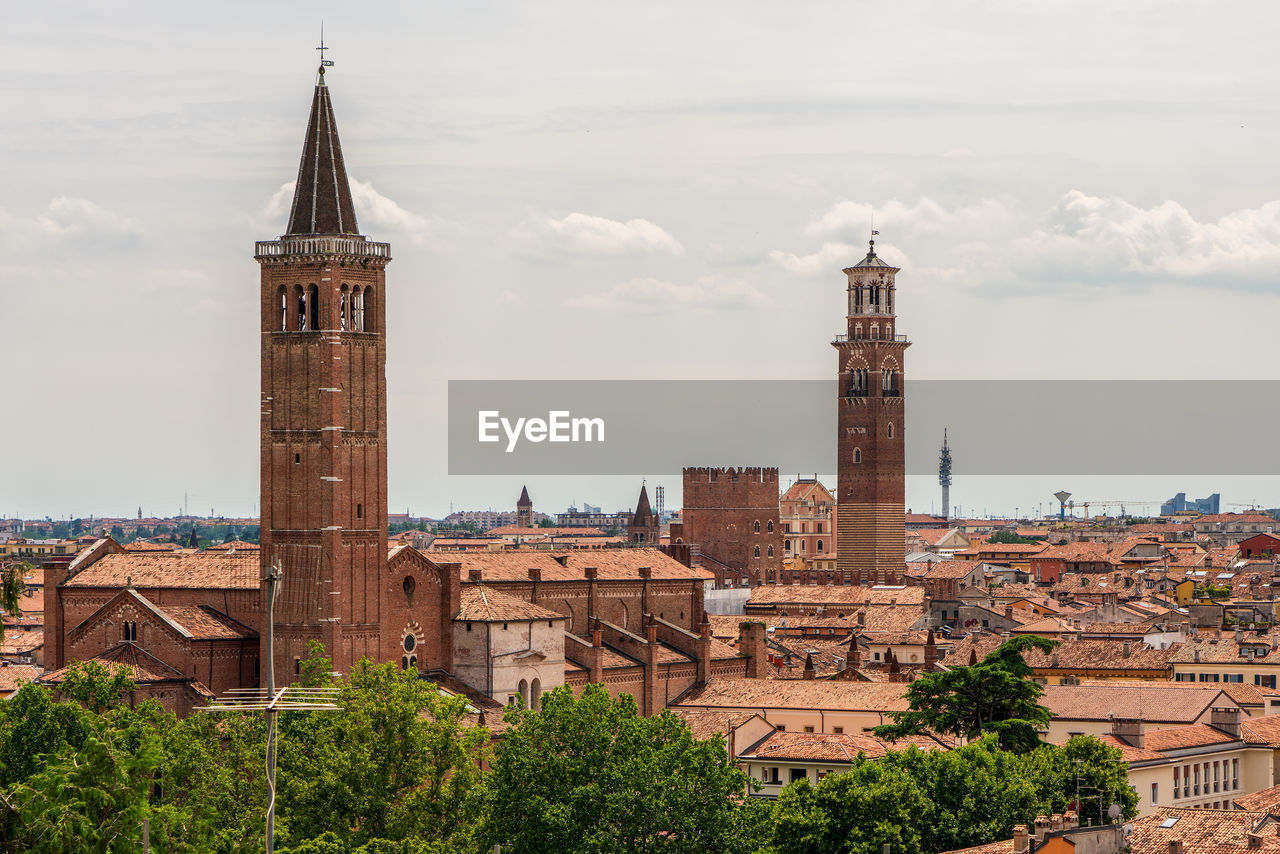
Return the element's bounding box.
[785,539,792,552]
[817,539,824,553]
[753,546,761,558]
[307,284,319,331]
[887,422,895,439]
[767,520,774,533]
[278,287,288,331]
[767,545,774,557]
[518,679,530,709]
[353,287,365,331]
[531,678,542,711]
[296,286,307,331]
[339,286,349,331]
[363,287,375,332]
[753,520,761,533]
[854,448,862,464]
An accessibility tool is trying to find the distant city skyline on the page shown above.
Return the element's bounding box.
[6,3,1280,520]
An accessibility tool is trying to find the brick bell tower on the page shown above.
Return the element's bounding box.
[833,237,910,585]
[256,61,391,680]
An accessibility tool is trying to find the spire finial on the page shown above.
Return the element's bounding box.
[316,24,334,81]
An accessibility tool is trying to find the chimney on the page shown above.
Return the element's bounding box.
[1012,825,1029,854]
[528,567,541,583]
[924,629,938,667]
[741,621,768,679]
[1005,605,1014,620]
[638,566,652,579]
[1237,628,1245,644]
[1169,841,1183,854]
[1033,815,1051,844]
[1063,811,1078,831]
[1123,641,1132,658]
[1111,716,1145,749]
[1050,814,1063,832]
[803,653,815,680]
[468,568,482,583]
[1211,706,1242,739]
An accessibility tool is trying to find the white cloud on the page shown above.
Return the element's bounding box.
[779,192,1280,292]
[257,180,443,247]
[806,197,1013,240]
[768,241,861,276]
[1010,190,1280,283]
[0,197,141,252]
[350,179,438,246]
[512,212,683,257]
[567,276,767,313]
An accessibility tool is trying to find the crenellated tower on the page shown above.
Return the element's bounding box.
[257,62,391,680]
[833,238,910,584]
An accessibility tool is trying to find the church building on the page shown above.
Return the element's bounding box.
[42,61,747,715]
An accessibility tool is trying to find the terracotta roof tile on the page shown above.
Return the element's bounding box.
[455,586,566,622]
[1231,782,1280,812]
[0,664,40,693]
[161,605,257,640]
[1142,723,1239,751]
[748,585,925,608]
[438,548,712,582]
[65,552,259,590]
[672,678,910,713]
[1127,807,1280,854]
[1041,683,1236,723]
[41,643,212,697]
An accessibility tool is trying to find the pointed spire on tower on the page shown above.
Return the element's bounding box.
[286,52,359,237]
[633,483,653,527]
[517,485,532,508]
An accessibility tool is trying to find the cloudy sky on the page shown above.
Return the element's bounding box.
[5,1,1279,522]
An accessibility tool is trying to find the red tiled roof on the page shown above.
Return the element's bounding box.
[65,552,259,590]
[1126,807,1280,854]
[40,642,212,695]
[162,605,257,640]
[0,664,40,693]
[454,586,565,622]
[748,585,925,607]
[672,678,910,713]
[437,548,712,582]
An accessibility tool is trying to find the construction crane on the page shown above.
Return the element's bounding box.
[1227,501,1261,511]
[1066,499,1163,520]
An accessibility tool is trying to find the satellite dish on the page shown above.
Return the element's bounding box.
[1107,804,1122,820]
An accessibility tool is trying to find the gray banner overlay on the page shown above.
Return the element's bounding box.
[447,380,1280,476]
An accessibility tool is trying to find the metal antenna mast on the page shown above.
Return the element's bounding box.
[202,556,339,854]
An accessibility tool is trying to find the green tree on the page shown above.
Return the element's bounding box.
[987,530,1037,544]
[1020,736,1138,828]
[0,560,27,642]
[874,635,1058,752]
[878,737,1045,852]
[7,701,167,853]
[275,651,488,851]
[770,756,927,854]
[480,684,768,854]
[59,660,137,714]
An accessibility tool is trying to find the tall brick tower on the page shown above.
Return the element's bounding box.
[256,63,391,680]
[833,238,910,584]
[516,486,533,528]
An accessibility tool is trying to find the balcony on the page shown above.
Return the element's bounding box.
[256,236,392,260]
[832,333,910,344]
